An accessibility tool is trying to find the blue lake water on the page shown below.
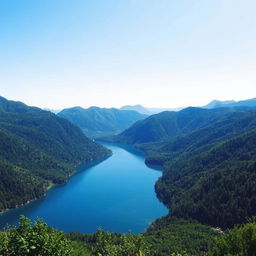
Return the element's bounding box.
[0,143,168,233]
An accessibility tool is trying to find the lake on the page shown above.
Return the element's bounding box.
[0,143,168,234]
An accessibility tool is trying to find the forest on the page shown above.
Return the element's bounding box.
[1,96,256,255]
[0,96,111,212]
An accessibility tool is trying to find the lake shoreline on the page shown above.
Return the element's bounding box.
[0,153,112,218]
[0,143,167,233]
[0,182,54,217]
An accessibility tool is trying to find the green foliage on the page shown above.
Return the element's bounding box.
[58,106,147,139]
[111,107,253,145]
[144,215,218,256]
[68,217,218,256]
[69,228,150,256]
[133,110,256,229]
[0,216,73,256]
[0,96,111,212]
[208,218,256,256]
[2,216,256,256]
[156,127,256,229]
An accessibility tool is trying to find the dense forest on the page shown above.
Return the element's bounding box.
[153,111,256,229]
[105,106,256,230]
[0,96,111,212]
[107,106,255,145]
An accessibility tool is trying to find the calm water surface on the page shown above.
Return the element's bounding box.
[0,143,167,233]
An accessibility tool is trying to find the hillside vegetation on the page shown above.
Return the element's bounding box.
[0,96,110,212]
[105,105,256,230]
[1,97,256,254]
[109,106,253,145]
[58,106,147,139]
[152,111,256,229]
[1,215,256,256]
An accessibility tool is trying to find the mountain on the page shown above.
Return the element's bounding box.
[0,96,110,212]
[120,104,152,115]
[105,104,256,229]
[203,97,256,109]
[109,106,252,145]
[203,100,236,109]
[58,106,147,139]
[44,108,60,114]
[154,110,256,229]
[120,104,183,115]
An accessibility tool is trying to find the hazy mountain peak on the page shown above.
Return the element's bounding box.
[203,98,256,109]
[120,104,152,115]
[204,99,236,109]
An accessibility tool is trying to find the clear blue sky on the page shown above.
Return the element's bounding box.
[0,0,255,109]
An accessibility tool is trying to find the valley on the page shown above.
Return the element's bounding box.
[1,96,256,255]
[0,142,167,234]
[1,1,255,254]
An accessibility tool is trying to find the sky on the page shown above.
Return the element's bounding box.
[0,0,255,109]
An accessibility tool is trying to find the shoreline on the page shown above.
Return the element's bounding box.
[0,181,56,216]
[0,153,111,217]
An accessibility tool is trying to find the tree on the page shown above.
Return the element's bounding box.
[0,216,73,256]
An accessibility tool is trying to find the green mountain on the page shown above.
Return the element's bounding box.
[58,106,147,139]
[106,104,256,229]
[149,110,256,229]
[109,106,252,145]
[1,97,256,255]
[0,96,111,212]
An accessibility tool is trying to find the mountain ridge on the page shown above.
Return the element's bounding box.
[0,96,111,212]
[58,106,148,139]
[106,106,255,145]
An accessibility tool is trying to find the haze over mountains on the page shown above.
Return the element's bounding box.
[120,104,183,114]
[120,97,256,114]
[54,98,256,142]
[202,97,256,109]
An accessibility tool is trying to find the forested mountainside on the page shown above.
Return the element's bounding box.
[0,96,111,212]
[104,105,256,230]
[58,106,147,139]
[109,106,254,145]
[155,116,256,229]
[143,110,256,230]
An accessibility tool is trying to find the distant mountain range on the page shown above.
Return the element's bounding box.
[120,104,183,115]
[44,108,60,114]
[202,97,256,109]
[58,106,148,139]
[119,98,256,115]
[0,96,110,212]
